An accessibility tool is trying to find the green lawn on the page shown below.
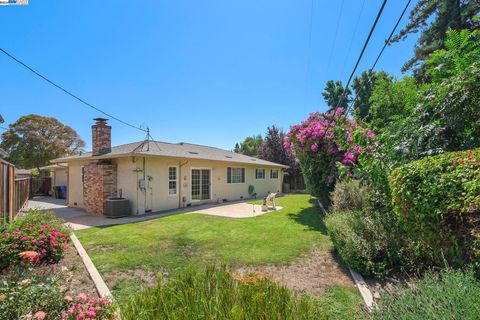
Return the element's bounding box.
[76,194,364,318]
[77,194,332,274]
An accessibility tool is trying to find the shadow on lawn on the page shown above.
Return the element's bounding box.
[288,205,328,235]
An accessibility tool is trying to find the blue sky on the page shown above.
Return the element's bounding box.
[0,0,418,150]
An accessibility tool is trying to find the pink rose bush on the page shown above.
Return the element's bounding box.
[285,108,374,204]
[0,224,69,271]
[62,294,113,320]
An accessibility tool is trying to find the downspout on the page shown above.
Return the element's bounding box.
[178,160,189,208]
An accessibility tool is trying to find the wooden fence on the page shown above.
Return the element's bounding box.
[0,159,30,225]
[14,177,30,217]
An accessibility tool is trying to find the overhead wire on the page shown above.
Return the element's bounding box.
[325,0,388,130]
[340,0,367,77]
[0,47,147,133]
[325,0,346,76]
[346,0,412,116]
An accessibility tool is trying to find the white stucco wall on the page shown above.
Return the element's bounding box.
[66,156,284,215]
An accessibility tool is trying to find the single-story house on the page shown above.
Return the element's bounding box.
[52,118,287,215]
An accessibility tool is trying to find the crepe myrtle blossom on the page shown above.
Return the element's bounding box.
[285,109,374,199]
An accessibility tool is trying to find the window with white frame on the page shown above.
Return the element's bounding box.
[255,168,265,179]
[227,167,245,184]
[168,166,177,195]
[270,169,279,179]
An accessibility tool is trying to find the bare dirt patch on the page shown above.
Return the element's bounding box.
[53,245,98,297]
[238,249,356,296]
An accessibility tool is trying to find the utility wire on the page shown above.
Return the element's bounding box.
[326,0,388,128]
[346,0,412,116]
[0,47,147,133]
[325,0,345,76]
[340,0,367,77]
[0,126,8,131]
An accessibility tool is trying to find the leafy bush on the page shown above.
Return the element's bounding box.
[0,267,67,320]
[122,266,333,320]
[326,209,417,278]
[285,109,374,206]
[389,149,480,266]
[373,269,480,319]
[0,224,69,271]
[0,267,113,320]
[329,180,368,213]
[8,209,70,235]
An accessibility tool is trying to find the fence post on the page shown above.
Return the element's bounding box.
[8,165,14,221]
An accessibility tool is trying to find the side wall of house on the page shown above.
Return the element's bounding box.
[67,160,90,208]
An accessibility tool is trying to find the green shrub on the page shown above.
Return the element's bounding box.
[330,180,368,213]
[0,267,114,320]
[121,265,348,320]
[326,209,416,278]
[373,268,480,319]
[0,267,68,320]
[389,149,480,266]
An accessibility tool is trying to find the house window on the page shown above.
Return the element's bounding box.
[270,169,279,179]
[168,166,177,195]
[227,167,245,184]
[255,168,265,179]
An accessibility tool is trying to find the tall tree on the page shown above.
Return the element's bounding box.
[234,135,263,156]
[322,80,351,112]
[392,0,480,79]
[351,70,391,121]
[0,114,85,169]
[257,126,301,176]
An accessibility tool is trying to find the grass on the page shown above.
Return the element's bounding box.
[121,265,365,320]
[77,194,364,317]
[373,268,480,319]
[77,194,331,274]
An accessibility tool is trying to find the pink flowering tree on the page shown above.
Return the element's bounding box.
[285,108,374,206]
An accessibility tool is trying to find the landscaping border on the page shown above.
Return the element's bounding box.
[349,269,375,311]
[70,233,113,299]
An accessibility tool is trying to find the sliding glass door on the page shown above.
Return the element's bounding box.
[191,169,211,201]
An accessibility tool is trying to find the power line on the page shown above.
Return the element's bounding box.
[0,126,8,131]
[326,0,388,125]
[326,0,345,76]
[340,0,367,77]
[347,0,412,116]
[0,47,147,133]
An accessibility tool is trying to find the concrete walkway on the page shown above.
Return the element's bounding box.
[27,196,282,230]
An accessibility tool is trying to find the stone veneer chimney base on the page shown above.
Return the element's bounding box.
[83,162,117,214]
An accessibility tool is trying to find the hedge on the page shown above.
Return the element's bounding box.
[389,149,480,266]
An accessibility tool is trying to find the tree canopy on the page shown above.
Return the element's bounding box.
[322,80,351,112]
[392,0,480,79]
[0,114,85,169]
[233,135,263,156]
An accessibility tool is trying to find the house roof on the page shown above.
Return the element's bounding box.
[52,140,288,168]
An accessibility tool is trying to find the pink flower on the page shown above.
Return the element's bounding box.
[65,295,73,302]
[18,251,40,264]
[334,107,345,116]
[342,151,356,165]
[33,311,47,320]
[352,145,363,156]
[366,129,375,140]
[311,143,319,153]
[78,293,87,302]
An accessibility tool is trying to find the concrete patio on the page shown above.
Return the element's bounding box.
[27,196,282,230]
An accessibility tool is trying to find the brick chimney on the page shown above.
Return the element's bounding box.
[92,118,111,156]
